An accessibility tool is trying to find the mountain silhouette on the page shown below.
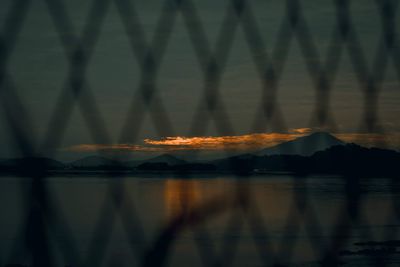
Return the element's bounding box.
[143,154,186,165]
[136,154,216,172]
[125,154,186,169]
[69,156,125,170]
[0,157,65,174]
[212,143,400,176]
[0,134,399,177]
[258,132,345,156]
[123,159,144,168]
[309,143,400,175]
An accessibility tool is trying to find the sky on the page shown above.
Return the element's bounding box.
[0,0,399,160]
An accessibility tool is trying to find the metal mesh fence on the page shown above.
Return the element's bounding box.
[0,0,399,266]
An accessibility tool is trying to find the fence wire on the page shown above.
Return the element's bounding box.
[0,0,400,266]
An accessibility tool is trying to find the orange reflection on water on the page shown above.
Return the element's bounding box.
[164,179,202,218]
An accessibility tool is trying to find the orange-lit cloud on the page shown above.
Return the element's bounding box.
[66,133,301,152]
[65,129,400,153]
[288,127,313,134]
[143,133,302,150]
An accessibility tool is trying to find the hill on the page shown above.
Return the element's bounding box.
[0,157,65,173]
[212,144,400,176]
[0,135,398,177]
[69,156,126,170]
[125,154,186,169]
[144,154,186,165]
[258,132,344,156]
[309,144,400,176]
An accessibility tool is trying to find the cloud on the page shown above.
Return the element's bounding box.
[288,128,313,134]
[64,129,400,153]
[143,133,302,151]
[65,130,309,153]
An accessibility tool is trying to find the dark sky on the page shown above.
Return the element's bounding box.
[0,0,399,160]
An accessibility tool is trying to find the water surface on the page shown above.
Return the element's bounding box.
[0,175,399,266]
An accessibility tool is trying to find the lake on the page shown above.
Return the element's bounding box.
[0,175,399,266]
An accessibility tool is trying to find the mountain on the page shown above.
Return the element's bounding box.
[309,144,400,176]
[211,144,400,176]
[125,154,186,169]
[0,157,65,172]
[69,156,125,170]
[258,132,345,156]
[210,153,257,173]
[0,141,398,177]
[136,154,215,172]
[124,159,144,168]
[143,154,186,166]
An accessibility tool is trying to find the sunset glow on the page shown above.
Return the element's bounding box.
[66,132,304,152]
[165,180,201,218]
[144,133,302,150]
[65,130,400,153]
